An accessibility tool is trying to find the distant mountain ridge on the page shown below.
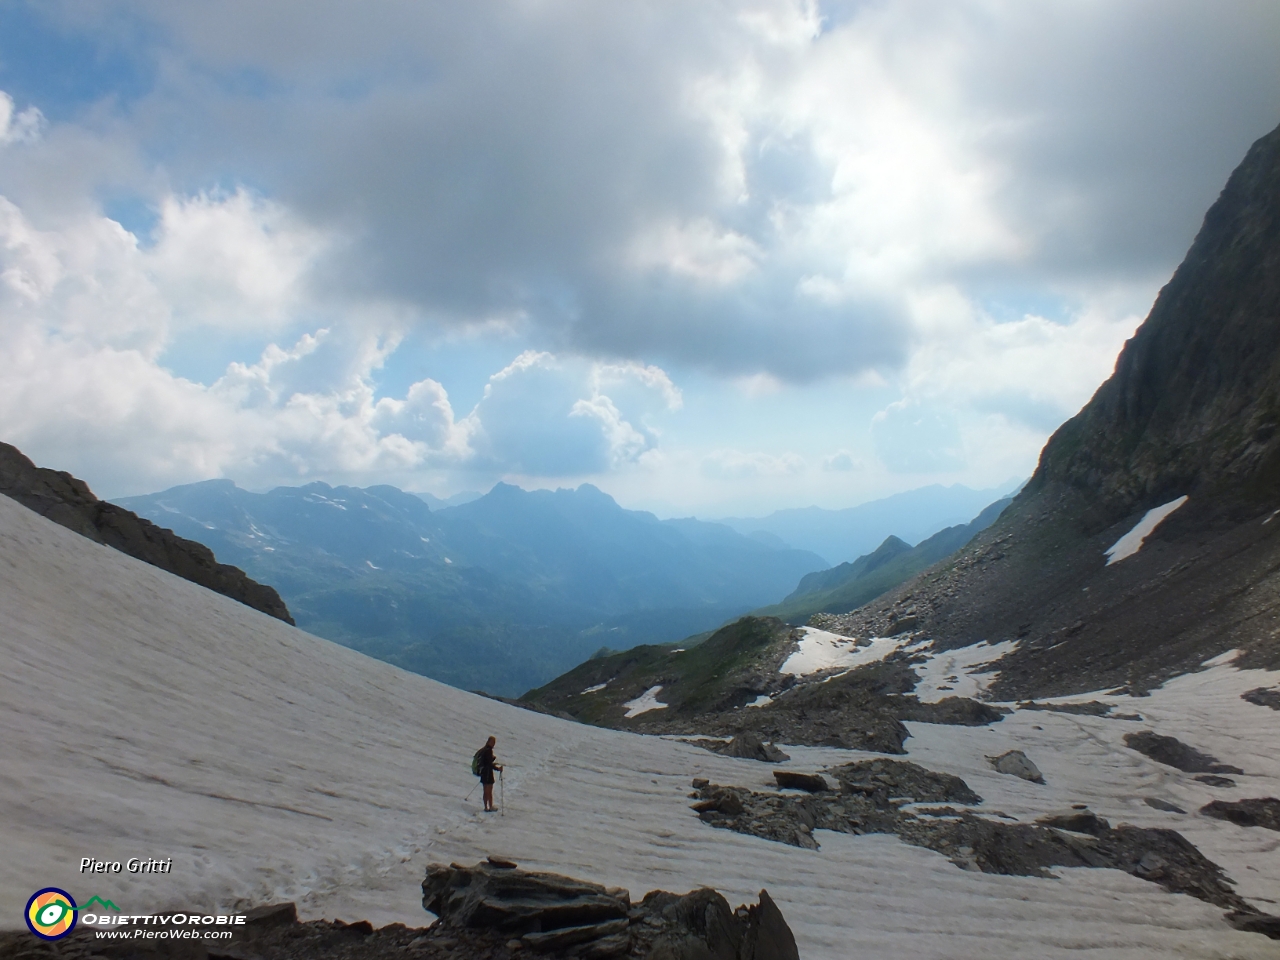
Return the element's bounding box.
[754,496,1013,625]
[115,479,828,695]
[717,483,1018,565]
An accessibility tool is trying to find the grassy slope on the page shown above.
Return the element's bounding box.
[521,616,793,721]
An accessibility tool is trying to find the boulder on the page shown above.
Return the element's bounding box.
[1199,798,1280,831]
[773,771,829,792]
[988,750,1045,783]
[742,889,801,960]
[716,734,790,763]
[423,861,628,937]
[1241,687,1280,710]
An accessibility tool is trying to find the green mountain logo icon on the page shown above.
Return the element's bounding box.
[78,896,120,912]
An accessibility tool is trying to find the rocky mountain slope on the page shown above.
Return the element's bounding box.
[521,616,1007,754]
[0,441,292,623]
[814,119,1280,700]
[115,479,827,695]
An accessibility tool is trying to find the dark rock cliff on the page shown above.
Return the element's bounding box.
[820,120,1280,697]
[1034,120,1280,524]
[0,442,294,624]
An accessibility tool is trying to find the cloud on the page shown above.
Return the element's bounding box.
[701,448,806,479]
[2,2,1279,506]
[0,92,43,145]
[42,0,1268,385]
[820,449,861,472]
[466,351,679,477]
[147,189,330,332]
[871,400,966,474]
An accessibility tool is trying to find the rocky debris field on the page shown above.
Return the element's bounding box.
[686,759,1280,939]
[636,657,1008,754]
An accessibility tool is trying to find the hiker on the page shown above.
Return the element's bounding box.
[474,736,503,812]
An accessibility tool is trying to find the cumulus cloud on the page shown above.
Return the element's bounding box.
[0,92,43,145]
[821,449,861,472]
[466,351,679,477]
[147,189,330,332]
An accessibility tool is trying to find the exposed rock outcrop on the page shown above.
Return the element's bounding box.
[1123,731,1243,775]
[1200,798,1280,832]
[422,860,799,959]
[1242,687,1280,710]
[0,442,293,624]
[689,773,1263,917]
[693,733,791,762]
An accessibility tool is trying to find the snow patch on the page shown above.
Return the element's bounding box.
[366,560,380,570]
[1106,496,1188,565]
[622,685,668,717]
[747,695,773,708]
[912,640,1018,703]
[582,683,608,695]
[780,627,907,677]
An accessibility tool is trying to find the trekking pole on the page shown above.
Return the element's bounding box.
[465,780,480,802]
[500,768,504,817]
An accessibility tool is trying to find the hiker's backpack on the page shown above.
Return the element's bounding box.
[471,751,482,777]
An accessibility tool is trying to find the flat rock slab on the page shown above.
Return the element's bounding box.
[694,733,791,763]
[1200,798,1280,832]
[1124,731,1244,774]
[1241,687,1280,710]
[830,758,982,806]
[422,861,799,959]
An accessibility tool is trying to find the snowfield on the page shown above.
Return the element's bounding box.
[1106,495,1188,564]
[622,685,668,717]
[911,639,1019,702]
[3,493,1279,958]
[780,627,909,676]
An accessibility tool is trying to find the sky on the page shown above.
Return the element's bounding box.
[1,1,1278,517]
